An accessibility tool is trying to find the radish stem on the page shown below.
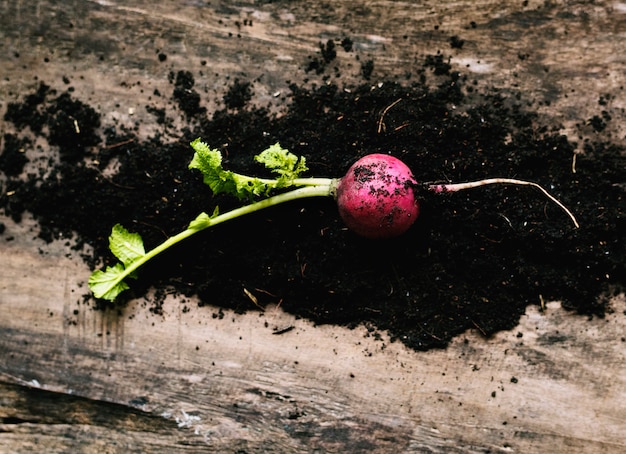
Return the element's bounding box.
[89,182,338,300]
[138,185,336,275]
[428,178,579,228]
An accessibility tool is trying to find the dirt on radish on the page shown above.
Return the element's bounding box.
[1,54,624,351]
[336,154,420,239]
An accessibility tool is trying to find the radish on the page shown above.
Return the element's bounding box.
[336,154,419,238]
[336,153,579,239]
[89,140,579,301]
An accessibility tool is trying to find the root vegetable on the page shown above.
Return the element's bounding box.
[335,154,419,238]
[89,141,578,301]
[335,154,579,239]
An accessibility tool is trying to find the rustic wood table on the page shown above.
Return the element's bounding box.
[1,1,625,452]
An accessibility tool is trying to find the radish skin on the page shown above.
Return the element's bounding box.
[336,154,420,238]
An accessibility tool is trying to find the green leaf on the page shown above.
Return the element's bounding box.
[189,138,269,198]
[109,224,145,267]
[188,139,229,191]
[255,143,308,182]
[189,206,222,230]
[88,263,131,301]
[87,224,145,301]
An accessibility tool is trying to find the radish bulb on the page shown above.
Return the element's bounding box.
[336,154,419,238]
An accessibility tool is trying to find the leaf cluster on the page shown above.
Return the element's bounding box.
[89,140,312,302]
[188,139,308,199]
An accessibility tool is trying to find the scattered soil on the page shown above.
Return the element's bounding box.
[1,53,624,351]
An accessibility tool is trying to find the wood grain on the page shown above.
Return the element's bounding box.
[2,0,626,452]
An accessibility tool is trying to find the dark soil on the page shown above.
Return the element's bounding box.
[1,55,624,351]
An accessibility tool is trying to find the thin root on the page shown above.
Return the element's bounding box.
[377,98,403,133]
[433,178,580,228]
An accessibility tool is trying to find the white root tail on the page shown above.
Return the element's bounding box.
[429,178,580,229]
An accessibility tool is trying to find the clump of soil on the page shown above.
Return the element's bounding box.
[0,134,30,176]
[1,57,624,350]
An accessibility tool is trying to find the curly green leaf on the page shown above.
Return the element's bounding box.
[254,142,308,183]
[189,138,269,198]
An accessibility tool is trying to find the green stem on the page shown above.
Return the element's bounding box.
[293,177,336,187]
[99,180,338,297]
[201,181,337,228]
[248,177,333,188]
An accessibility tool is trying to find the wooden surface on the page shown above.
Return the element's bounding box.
[1,1,626,452]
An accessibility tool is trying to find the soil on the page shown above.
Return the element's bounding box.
[1,53,624,351]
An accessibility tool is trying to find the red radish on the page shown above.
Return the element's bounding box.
[91,141,579,302]
[335,154,579,239]
[336,154,419,238]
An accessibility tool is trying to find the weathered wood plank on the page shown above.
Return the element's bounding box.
[1,216,625,451]
[1,0,626,451]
